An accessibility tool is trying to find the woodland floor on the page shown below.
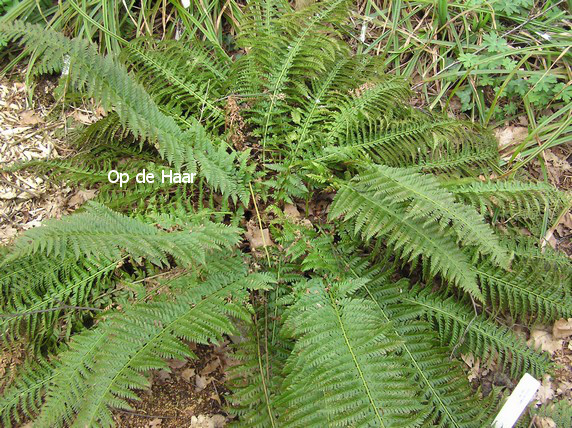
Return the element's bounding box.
[1,71,571,427]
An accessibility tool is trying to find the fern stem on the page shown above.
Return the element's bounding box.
[252,306,277,428]
[249,182,271,265]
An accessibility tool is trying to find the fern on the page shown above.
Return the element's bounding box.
[448,179,571,232]
[5,201,240,266]
[1,1,571,426]
[285,224,501,427]
[330,172,483,300]
[37,260,272,427]
[236,0,349,159]
[408,288,551,378]
[368,282,500,428]
[0,253,117,349]
[353,165,511,267]
[476,258,572,322]
[122,38,228,128]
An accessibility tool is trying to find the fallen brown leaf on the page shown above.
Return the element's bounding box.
[167,359,187,369]
[495,126,528,151]
[67,189,98,208]
[553,318,572,339]
[536,375,555,405]
[284,203,300,219]
[245,219,274,251]
[528,329,563,355]
[19,110,42,125]
[181,367,196,383]
[147,417,162,427]
[195,374,211,391]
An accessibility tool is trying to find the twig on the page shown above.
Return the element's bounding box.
[113,408,176,419]
[249,181,271,266]
[0,176,39,197]
[449,295,479,359]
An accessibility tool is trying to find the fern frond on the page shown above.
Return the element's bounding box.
[236,0,349,157]
[5,202,240,266]
[280,278,427,427]
[122,38,227,128]
[408,288,552,378]
[324,78,411,144]
[355,165,511,267]
[0,253,117,348]
[0,21,195,169]
[294,227,500,427]
[36,329,107,426]
[368,281,500,428]
[226,323,282,428]
[0,358,55,428]
[476,258,572,322]
[508,236,572,284]
[37,263,272,427]
[330,174,482,300]
[193,124,253,205]
[448,179,571,231]
[533,399,572,428]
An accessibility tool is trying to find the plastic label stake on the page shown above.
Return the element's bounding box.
[493,373,540,428]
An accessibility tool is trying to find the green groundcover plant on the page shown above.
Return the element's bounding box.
[0,0,571,427]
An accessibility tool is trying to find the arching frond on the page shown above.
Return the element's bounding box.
[409,288,552,377]
[330,171,483,300]
[0,21,195,169]
[449,179,571,232]
[0,358,55,428]
[5,202,240,266]
[36,264,273,428]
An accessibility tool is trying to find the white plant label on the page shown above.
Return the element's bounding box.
[492,373,540,428]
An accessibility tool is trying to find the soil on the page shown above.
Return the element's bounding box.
[112,344,232,428]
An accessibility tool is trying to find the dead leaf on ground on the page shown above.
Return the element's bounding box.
[147,417,162,427]
[19,110,42,125]
[461,353,481,382]
[189,414,225,428]
[284,203,300,219]
[245,219,274,251]
[536,375,555,405]
[67,188,98,208]
[200,359,219,376]
[495,126,528,152]
[0,226,17,241]
[155,369,171,384]
[167,359,187,369]
[536,416,556,428]
[72,110,94,124]
[553,318,572,339]
[195,374,211,391]
[181,367,195,383]
[209,391,221,405]
[528,329,563,355]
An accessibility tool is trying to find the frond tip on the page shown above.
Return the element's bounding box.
[5,202,241,266]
